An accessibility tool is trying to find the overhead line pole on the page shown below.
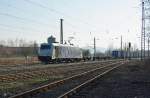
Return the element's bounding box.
[121,35,123,58]
[93,37,96,61]
[141,0,150,59]
[148,37,150,57]
[141,1,145,60]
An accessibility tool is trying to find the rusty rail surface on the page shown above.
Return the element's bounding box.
[57,61,126,98]
[0,59,122,82]
[9,60,125,98]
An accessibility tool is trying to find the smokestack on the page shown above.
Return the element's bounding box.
[60,19,63,44]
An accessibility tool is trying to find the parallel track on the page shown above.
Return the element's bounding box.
[0,60,121,82]
[9,60,127,98]
[58,62,125,98]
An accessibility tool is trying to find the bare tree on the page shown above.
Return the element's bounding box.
[7,39,15,47]
[33,41,39,56]
[0,39,39,58]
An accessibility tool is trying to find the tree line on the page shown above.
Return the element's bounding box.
[0,39,38,58]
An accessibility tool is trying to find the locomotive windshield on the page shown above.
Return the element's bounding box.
[40,44,51,49]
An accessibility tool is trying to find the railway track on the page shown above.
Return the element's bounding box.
[0,60,119,74]
[0,60,122,82]
[58,62,125,98]
[0,69,52,82]
[9,60,127,98]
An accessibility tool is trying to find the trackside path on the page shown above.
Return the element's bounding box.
[69,60,150,98]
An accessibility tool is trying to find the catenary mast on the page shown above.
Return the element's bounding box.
[141,0,150,59]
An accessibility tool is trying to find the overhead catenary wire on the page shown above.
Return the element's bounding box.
[0,27,23,33]
[1,0,99,34]
[0,13,57,29]
[0,23,44,32]
[0,2,59,34]
[23,0,99,32]
[0,0,100,44]
[0,25,50,35]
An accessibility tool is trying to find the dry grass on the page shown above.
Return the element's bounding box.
[144,58,150,65]
[0,76,64,97]
[0,57,39,65]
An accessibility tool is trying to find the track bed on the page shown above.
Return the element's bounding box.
[0,60,121,98]
[69,60,150,98]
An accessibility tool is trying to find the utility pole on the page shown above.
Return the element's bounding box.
[141,0,150,60]
[121,35,123,58]
[93,37,96,61]
[141,1,145,60]
[60,19,63,44]
[124,43,126,59]
[148,37,150,57]
[129,42,131,60]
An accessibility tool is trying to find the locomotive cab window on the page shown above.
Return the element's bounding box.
[40,44,51,49]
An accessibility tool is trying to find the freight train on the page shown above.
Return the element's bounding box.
[38,36,112,63]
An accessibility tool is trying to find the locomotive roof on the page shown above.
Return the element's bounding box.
[52,43,79,48]
[41,43,80,49]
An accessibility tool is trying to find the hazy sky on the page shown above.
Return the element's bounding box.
[0,0,141,50]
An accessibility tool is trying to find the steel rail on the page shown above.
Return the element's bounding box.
[9,60,125,98]
[0,59,123,82]
[57,62,125,98]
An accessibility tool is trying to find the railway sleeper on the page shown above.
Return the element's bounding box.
[1,76,18,81]
[20,73,31,77]
[71,94,87,98]
[8,77,18,80]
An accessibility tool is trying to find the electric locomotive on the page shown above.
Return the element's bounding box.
[38,36,82,63]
